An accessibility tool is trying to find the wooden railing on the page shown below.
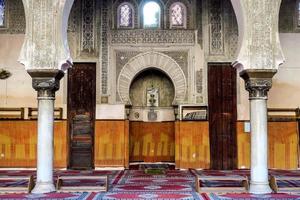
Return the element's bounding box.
[0,107,63,120]
[267,108,300,121]
[0,108,24,119]
[28,107,63,120]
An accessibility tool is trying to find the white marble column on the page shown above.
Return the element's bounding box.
[18,0,74,194]
[28,71,64,194]
[32,97,55,193]
[241,70,276,194]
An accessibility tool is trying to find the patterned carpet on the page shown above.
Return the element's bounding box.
[1,169,300,199]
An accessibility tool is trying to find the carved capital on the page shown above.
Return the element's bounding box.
[240,69,277,100]
[28,70,64,100]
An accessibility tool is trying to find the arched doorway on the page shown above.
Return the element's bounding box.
[128,69,176,163]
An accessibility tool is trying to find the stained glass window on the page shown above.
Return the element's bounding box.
[170,3,186,28]
[0,0,5,27]
[143,1,160,28]
[119,3,133,28]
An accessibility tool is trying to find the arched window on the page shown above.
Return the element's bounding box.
[0,0,5,27]
[118,3,134,28]
[143,1,161,28]
[170,2,186,28]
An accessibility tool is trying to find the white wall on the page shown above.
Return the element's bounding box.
[0,34,65,109]
[1,33,300,120]
[237,33,300,120]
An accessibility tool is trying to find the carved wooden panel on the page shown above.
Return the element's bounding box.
[129,121,175,162]
[237,121,299,169]
[94,120,129,167]
[175,121,210,169]
[67,63,96,169]
[0,121,67,168]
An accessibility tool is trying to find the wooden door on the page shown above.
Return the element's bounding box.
[208,63,237,170]
[129,122,175,163]
[67,63,96,169]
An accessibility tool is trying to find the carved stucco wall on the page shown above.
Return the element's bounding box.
[2,0,294,105]
[202,0,239,61]
[116,51,189,82]
[0,0,25,34]
[279,0,300,33]
[117,51,187,105]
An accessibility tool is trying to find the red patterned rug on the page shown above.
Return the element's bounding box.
[99,169,203,199]
[1,169,300,199]
[204,193,300,199]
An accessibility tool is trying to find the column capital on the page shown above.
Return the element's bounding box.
[27,70,64,99]
[240,69,277,100]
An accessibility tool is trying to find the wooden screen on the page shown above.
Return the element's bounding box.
[175,121,210,169]
[237,121,299,169]
[67,63,96,169]
[0,121,67,168]
[129,122,175,163]
[94,120,129,168]
[208,63,237,170]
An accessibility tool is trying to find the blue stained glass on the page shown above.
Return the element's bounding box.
[0,0,5,26]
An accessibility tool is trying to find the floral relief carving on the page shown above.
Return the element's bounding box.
[111,29,195,44]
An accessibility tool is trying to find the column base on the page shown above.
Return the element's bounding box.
[249,181,272,194]
[31,182,55,194]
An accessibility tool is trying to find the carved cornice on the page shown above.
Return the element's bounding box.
[110,29,195,45]
[240,69,277,100]
[27,70,64,100]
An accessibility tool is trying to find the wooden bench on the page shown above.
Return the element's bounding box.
[270,175,300,193]
[0,176,34,193]
[195,175,249,193]
[56,175,108,192]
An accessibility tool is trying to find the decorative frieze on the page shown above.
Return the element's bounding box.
[81,0,95,53]
[224,0,238,58]
[116,51,188,79]
[110,29,195,45]
[208,0,224,55]
[101,0,109,94]
[196,0,203,46]
[196,70,203,94]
